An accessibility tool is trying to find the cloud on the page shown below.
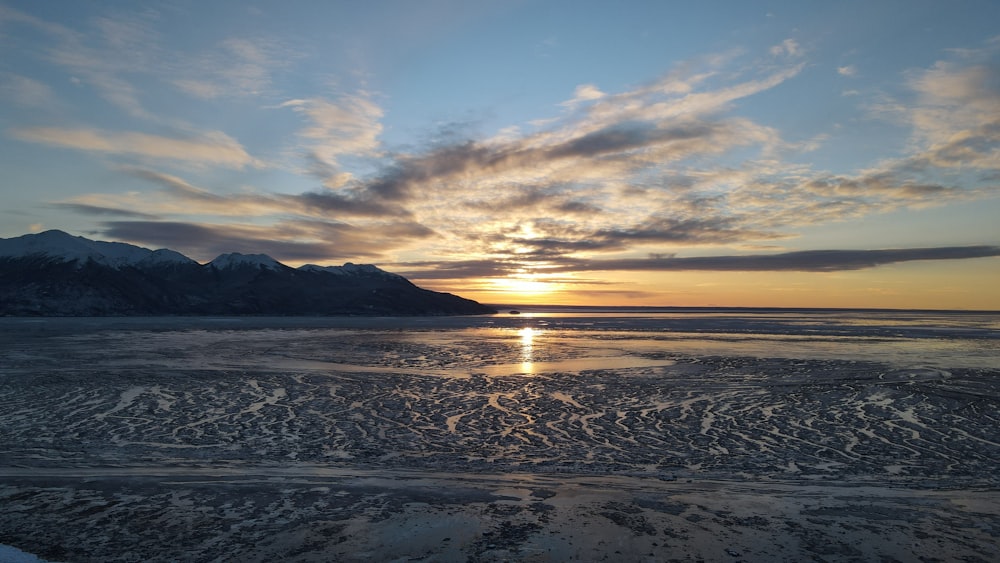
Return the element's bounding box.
[873,43,1000,174]
[770,39,801,58]
[101,218,436,264]
[173,37,291,99]
[558,246,1000,272]
[450,214,789,266]
[10,127,257,168]
[50,203,160,220]
[803,172,954,200]
[340,61,800,208]
[398,246,1000,279]
[837,65,857,77]
[56,165,415,225]
[546,121,722,159]
[286,92,383,166]
[394,259,517,280]
[560,83,606,108]
[280,93,385,186]
[908,62,1000,140]
[593,217,784,245]
[0,73,58,108]
[103,221,353,261]
[122,168,228,202]
[282,94,383,149]
[294,190,413,217]
[41,11,164,121]
[0,4,75,39]
[3,4,293,123]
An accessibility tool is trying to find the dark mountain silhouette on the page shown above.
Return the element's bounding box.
[0,230,496,316]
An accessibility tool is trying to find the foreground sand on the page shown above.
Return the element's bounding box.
[2,466,998,562]
[0,318,997,561]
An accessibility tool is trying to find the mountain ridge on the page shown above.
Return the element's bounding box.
[0,230,495,316]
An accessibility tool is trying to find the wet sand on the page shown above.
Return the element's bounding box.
[0,317,998,561]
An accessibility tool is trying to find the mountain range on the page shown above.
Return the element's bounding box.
[0,230,496,316]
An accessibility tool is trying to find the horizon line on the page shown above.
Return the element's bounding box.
[484,304,1000,314]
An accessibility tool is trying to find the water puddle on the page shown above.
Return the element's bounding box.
[475,355,675,376]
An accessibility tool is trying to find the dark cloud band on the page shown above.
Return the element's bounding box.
[562,246,1000,272]
[398,246,1000,280]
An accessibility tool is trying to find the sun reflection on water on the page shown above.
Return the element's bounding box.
[519,327,537,373]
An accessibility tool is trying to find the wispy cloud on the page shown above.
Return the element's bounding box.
[122,168,229,203]
[50,202,160,220]
[0,4,67,33]
[173,37,292,99]
[335,58,801,219]
[560,84,606,108]
[2,3,292,125]
[63,167,409,220]
[101,218,435,264]
[44,11,164,121]
[9,127,257,168]
[0,73,58,109]
[872,40,1000,174]
[0,5,142,117]
[837,65,857,77]
[280,92,384,187]
[769,38,802,58]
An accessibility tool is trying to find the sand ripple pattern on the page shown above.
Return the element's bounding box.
[2,325,1000,562]
[1,331,997,483]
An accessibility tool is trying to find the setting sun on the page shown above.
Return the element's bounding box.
[479,274,561,304]
[494,277,550,295]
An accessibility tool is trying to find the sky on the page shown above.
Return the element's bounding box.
[1,0,999,310]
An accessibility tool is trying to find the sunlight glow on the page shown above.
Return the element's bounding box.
[484,270,565,303]
[502,277,550,295]
[519,327,536,373]
[519,326,536,346]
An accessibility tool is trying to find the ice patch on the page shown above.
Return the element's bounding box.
[551,392,584,409]
[97,385,147,419]
[0,544,57,562]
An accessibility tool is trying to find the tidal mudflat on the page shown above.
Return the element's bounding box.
[1,310,998,562]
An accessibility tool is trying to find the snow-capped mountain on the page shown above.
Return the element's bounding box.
[299,262,405,281]
[0,229,196,268]
[208,252,285,271]
[139,248,197,266]
[0,230,495,316]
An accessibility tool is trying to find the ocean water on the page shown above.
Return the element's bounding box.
[480,307,1000,370]
[6,306,998,369]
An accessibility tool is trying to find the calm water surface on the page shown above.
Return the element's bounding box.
[4,308,995,372]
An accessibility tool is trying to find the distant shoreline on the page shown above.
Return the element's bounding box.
[486,304,1000,315]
